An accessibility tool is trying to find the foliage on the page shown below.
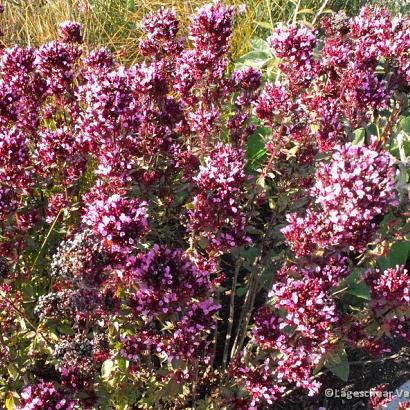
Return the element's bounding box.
[0,2,409,410]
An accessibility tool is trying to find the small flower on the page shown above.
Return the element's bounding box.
[82,192,149,253]
[58,21,83,43]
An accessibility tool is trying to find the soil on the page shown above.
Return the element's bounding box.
[274,339,410,410]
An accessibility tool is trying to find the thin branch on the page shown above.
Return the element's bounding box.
[312,0,330,26]
[222,256,243,370]
[30,208,63,272]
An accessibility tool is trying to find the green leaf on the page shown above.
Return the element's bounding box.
[400,116,410,134]
[378,241,410,270]
[236,51,273,69]
[347,282,371,300]
[236,287,247,297]
[325,349,350,382]
[253,20,274,30]
[250,37,271,52]
[58,324,75,336]
[101,359,114,379]
[117,357,128,371]
[246,134,266,161]
[344,269,361,286]
[7,364,19,379]
[365,123,378,137]
[353,128,365,145]
[388,241,410,266]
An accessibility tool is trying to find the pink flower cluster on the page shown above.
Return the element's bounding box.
[58,21,83,44]
[282,143,397,256]
[17,381,76,410]
[234,256,351,405]
[364,265,410,314]
[82,193,149,252]
[268,24,317,86]
[256,7,409,159]
[188,143,251,252]
[140,7,182,58]
[174,1,234,103]
[121,245,220,376]
[0,127,31,188]
[128,245,212,317]
[35,127,86,185]
[270,277,339,341]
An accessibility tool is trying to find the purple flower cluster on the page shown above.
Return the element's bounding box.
[58,21,83,44]
[282,143,397,256]
[0,185,17,219]
[17,381,76,410]
[268,24,317,86]
[255,7,409,159]
[0,126,31,189]
[140,7,182,59]
[120,245,220,377]
[364,265,410,314]
[188,143,251,253]
[234,255,351,405]
[230,357,285,407]
[82,193,148,252]
[351,7,409,66]
[128,245,212,317]
[34,41,81,95]
[270,277,339,343]
[35,127,86,185]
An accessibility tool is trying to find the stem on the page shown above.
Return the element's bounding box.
[396,132,409,209]
[30,208,63,272]
[312,0,330,26]
[222,257,243,370]
[378,97,404,148]
[231,257,262,357]
[291,0,301,25]
[231,213,276,359]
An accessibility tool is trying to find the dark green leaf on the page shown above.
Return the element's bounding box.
[378,241,410,270]
[347,282,371,300]
[325,349,350,382]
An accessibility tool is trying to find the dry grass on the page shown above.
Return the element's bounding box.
[0,0,368,64]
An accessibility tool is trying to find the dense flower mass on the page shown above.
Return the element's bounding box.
[82,193,149,252]
[17,381,76,410]
[188,143,251,252]
[58,21,83,44]
[0,4,407,409]
[268,24,317,85]
[282,142,398,256]
[51,229,108,283]
[127,245,212,317]
[364,265,410,313]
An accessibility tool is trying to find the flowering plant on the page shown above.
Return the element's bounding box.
[0,3,408,409]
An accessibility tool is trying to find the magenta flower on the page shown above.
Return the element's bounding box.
[82,193,149,252]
